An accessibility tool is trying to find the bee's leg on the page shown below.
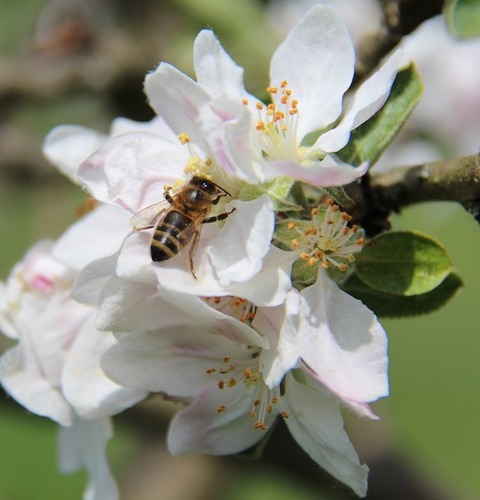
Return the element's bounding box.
[188,230,200,280]
[163,186,175,205]
[203,207,236,224]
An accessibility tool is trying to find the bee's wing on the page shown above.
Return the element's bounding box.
[130,199,170,230]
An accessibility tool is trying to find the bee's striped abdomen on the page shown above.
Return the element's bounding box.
[151,210,193,262]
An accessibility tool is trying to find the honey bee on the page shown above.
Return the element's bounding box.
[131,176,235,278]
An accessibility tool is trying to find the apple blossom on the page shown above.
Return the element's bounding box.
[144,5,402,187]
[100,281,387,498]
[0,206,147,500]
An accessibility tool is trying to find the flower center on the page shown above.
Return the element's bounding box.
[206,352,288,430]
[242,80,300,162]
[277,199,366,271]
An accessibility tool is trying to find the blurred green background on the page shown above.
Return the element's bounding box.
[1,0,479,499]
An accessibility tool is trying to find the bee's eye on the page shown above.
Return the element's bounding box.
[200,181,216,194]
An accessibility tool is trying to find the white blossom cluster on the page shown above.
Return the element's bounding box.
[0,5,401,498]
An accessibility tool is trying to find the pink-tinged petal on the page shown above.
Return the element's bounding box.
[270,5,354,140]
[262,155,369,187]
[167,383,275,455]
[198,97,263,183]
[297,269,388,404]
[52,205,131,273]
[109,116,179,139]
[194,30,246,99]
[0,345,73,425]
[208,196,274,285]
[58,417,119,500]
[43,125,106,184]
[283,372,368,498]
[144,63,211,146]
[62,317,148,419]
[316,49,403,153]
[79,132,187,212]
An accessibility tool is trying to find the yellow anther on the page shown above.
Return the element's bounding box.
[291,238,300,248]
[241,98,249,105]
[217,381,224,389]
[287,221,296,229]
[267,86,278,94]
[256,121,266,131]
[206,368,216,375]
[216,405,226,413]
[280,80,288,88]
[178,132,190,144]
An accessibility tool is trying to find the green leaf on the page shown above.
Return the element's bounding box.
[337,65,423,166]
[238,176,300,211]
[355,231,453,296]
[445,0,480,39]
[342,271,463,318]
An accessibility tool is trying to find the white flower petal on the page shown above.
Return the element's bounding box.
[194,30,246,99]
[208,196,274,285]
[62,317,147,419]
[43,125,106,184]
[144,62,211,146]
[270,5,354,139]
[297,269,388,405]
[72,254,119,306]
[58,417,119,500]
[254,289,302,388]
[102,326,249,397]
[0,345,73,426]
[283,372,368,498]
[109,116,178,138]
[52,205,131,273]
[317,49,403,153]
[167,383,274,455]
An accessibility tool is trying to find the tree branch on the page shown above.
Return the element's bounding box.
[344,153,480,235]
